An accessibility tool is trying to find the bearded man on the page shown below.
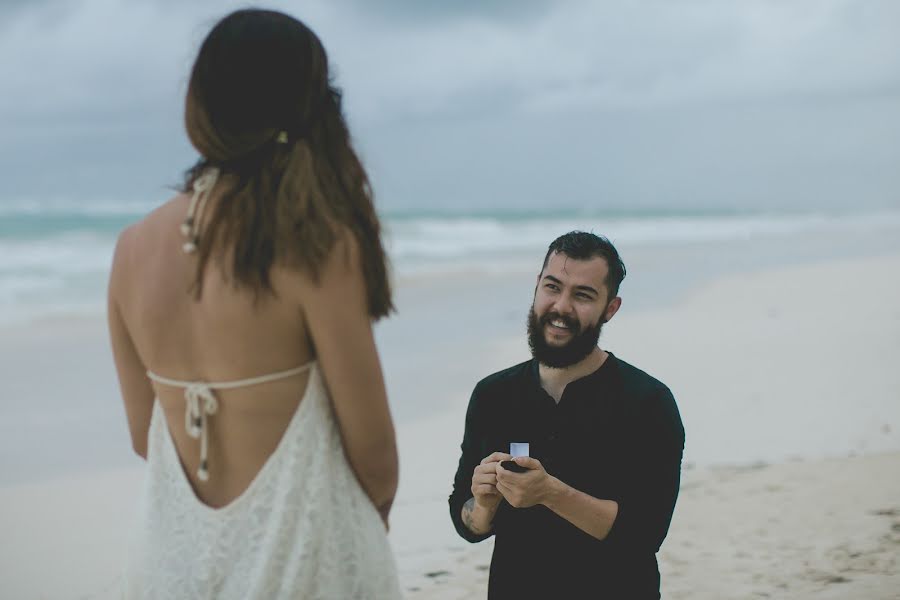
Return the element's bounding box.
[449,231,685,599]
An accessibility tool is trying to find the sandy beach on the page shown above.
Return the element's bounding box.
[1,246,899,599]
[390,251,900,599]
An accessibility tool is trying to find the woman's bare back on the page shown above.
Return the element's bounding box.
[114,192,315,508]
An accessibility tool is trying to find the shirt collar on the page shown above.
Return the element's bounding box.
[529,351,616,389]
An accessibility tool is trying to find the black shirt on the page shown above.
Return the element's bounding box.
[449,353,685,600]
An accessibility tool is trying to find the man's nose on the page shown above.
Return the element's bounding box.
[552,293,575,316]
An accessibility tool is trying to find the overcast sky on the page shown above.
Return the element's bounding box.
[1,0,899,214]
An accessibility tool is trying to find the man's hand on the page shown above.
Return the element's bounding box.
[471,451,511,509]
[462,451,512,535]
[495,456,554,509]
[498,456,620,540]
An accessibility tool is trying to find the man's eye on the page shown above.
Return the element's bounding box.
[545,284,559,291]
[576,293,592,300]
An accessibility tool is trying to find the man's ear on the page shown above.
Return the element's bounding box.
[604,296,622,322]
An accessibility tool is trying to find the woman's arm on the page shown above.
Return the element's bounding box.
[107,227,156,458]
[297,233,399,524]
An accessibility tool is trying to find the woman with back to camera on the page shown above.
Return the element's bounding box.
[107,8,401,598]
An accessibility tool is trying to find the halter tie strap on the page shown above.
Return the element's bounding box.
[181,167,219,254]
[146,363,314,482]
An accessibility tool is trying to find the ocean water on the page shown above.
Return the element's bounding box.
[2,196,900,326]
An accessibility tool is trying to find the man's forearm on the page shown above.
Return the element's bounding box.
[542,476,619,541]
[461,497,499,535]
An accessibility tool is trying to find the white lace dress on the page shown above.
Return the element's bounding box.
[123,362,402,599]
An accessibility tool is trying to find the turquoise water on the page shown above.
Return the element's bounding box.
[2,197,899,325]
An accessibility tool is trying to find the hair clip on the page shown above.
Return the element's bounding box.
[276,130,289,144]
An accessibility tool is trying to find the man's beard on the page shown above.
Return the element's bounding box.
[527,306,604,369]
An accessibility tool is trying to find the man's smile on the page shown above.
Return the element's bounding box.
[542,314,578,338]
[546,320,573,336]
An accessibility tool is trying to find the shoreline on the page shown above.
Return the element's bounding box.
[5,213,900,329]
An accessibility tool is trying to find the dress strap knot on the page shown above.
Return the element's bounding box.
[145,360,315,484]
[182,383,219,482]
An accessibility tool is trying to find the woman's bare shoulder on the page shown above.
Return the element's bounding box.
[111,193,189,280]
[134,193,190,234]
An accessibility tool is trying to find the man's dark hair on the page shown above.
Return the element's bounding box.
[540,231,626,299]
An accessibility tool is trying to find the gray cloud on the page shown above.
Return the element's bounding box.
[0,0,62,18]
[0,0,898,212]
[340,0,555,25]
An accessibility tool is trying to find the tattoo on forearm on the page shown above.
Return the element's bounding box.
[462,497,477,532]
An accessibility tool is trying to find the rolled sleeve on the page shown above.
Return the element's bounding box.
[448,383,495,543]
[603,385,685,553]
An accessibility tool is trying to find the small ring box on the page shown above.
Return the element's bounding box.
[502,442,530,473]
[509,442,529,458]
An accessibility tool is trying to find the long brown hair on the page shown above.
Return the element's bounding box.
[182,8,393,318]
